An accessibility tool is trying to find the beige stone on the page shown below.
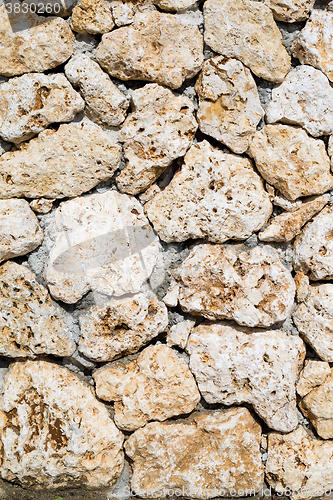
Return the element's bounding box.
[248,124,333,200]
[204,0,290,83]
[195,57,264,154]
[0,122,121,199]
[187,323,305,432]
[166,244,295,327]
[79,291,168,361]
[167,320,195,349]
[125,408,264,499]
[94,344,200,431]
[0,199,43,262]
[259,195,329,242]
[29,198,54,214]
[71,0,114,34]
[65,55,128,127]
[296,360,331,397]
[146,141,272,243]
[0,360,124,489]
[266,0,315,22]
[0,73,84,144]
[266,65,333,136]
[152,0,197,11]
[96,11,204,89]
[116,84,197,195]
[44,191,162,304]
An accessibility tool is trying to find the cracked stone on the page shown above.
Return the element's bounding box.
[71,0,114,34]
[296,360,331,397]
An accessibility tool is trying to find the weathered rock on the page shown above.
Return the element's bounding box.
[259,195,329,242]
[167,320,195,349]
[44,191,162,304]
[0,199,43,262]
[71,0,114,34]
[152,0,197,11]
[292,11,333,82]
[29,198,54,214]
[0,262,75,358]
[65,54,128,127]
[296,360,331,397]
[294,205,333,280]
[96,11,204,89]
[146,141,272,244]
[273,192,303,212]
[165,244,295,327]
[22,0,76,16]
[0,122,121,199]
[0,73,84,143]
[125,407,264,499]
[195,57,264,154]
[0,4,74,77]
[109,0,156,27]
[187,323,305,432]
[266,426,333,499]
[116,84,197,195]
[94,344,200,431]
[266,65,333,136]
[265,0,315,22]
[248,125,333,200]
[79,291,168,361]
[0,360,124,489]
[203,0,290,83]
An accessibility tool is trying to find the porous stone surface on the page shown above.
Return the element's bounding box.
[187,322,305,432]
[44,191,162,303]
[167,319,195,349]
[0,199,43,262]
[146,141,272,243]
[94,344,200,431]
[0,73,84,143]
[195,57,264,154]
[152,0,197,11]
[296,360,331,397]
[125,407,264,499]
[29,198,54,214]
[71,0,114,34]
[96,11,204,89]
[0,122,121,199]
[265,65,333,136]
[265,0,315,21]
[78,291,168,361]
[203,0,291,82]
[0,360,124,489]
[248,124,333,200]
[116,84,197,194]
[0,262,76,358]
[166,243,295,327]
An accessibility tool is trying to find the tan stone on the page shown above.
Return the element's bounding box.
[166,243,295,327]
[266,0,315,22]
[96,11,204,89]
[71,0,114,34]
[79,291,168,362]
[125,408,264,499]
[296,360,331,397]
[248,124,333,200]
[0,122,121,199]
[116,84,197,195]
[29,198,54,214]
[152,0,197,11]
[195,57,264,154]
[65,54,129,127]
[0,360,124,489]
[167,320,195,349]
[146,141,272,243]
[0,73,84,144]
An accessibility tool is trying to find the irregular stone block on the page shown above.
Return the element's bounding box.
[296,360,331,397]
[167,320,195,349]
[265,0,315,22]
[71,0,114,34]
[152,0,197,11]
[29,198,54,214]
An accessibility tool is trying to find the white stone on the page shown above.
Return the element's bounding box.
[296,360,331,397]
[265,0,315,22]
[71,0,114,34]
[167,320,195,349]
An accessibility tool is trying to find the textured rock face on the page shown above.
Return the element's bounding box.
[167,320,195,349]
[78,291,168,361]
[0,122,121,199]
[266,0,315,22]
[0,262,75,358]
[94,344,200,431]
[187,323,305,432]
[166,244,295,327]
[292,11,333,82]
[116,84,197,195]
[71,0,114,34]
[248,125,333,200]
[152,0,197,11]
[0,200,42,262]
[203,0,290,82]
[265,65,333,136]
[296,360,331,397]
[0,360,124,489]
[146,141,272,243]
[0,73,84,143]
[29,198,54,214]
[294,206,333,280]
[125,408,264,499]
[195,57,264,154]
[65,54,128,127]
[96,12,204,89]
[266,427,333,500]
[44,191,162,303]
